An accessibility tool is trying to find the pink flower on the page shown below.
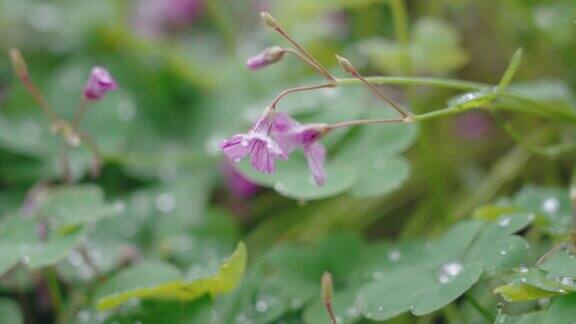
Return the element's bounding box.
[246,47,285,70]
[83,67,117,101]
[221,161,260,199]
[133,0,203,38]
[220,108,286,173]
[272,112,328,185]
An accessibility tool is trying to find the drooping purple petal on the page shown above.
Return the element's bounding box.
[220,134,250,162]
[221,161,260,199]
[304,142,326,186]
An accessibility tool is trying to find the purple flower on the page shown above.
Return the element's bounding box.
[83,67,117,101]
[272,112,328,185]
[246,47,285,70]
[220,108,286,173]
[221,161,260,199]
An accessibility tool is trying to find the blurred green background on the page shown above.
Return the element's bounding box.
[0,0,575,323]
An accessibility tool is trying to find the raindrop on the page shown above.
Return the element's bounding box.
[155,193,176,214]
[388,250,401,262]
[113,201,126,214]
[499,250,507,256]
[558,289,567,293]
[436,261,463,284]
[542,197,560,214]
[498,217,511,227]
[519,266,529,273]
[20,256,30,264]
[560,277,574,286]
[255,299,269,313]
[345,306,360,318]
[290,298,302,309]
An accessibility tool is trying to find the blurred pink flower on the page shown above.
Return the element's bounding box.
[133,0,203,38]
[221,161,260,199]
[455,111,494,139]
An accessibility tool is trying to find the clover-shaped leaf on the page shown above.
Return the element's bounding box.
[95,242,247,311]
[512,186,571,235]
[0,215,84,276]
[494,266,576,302]
[357,218,530,320]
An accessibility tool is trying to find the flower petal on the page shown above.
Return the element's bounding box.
[305,142,326,186]
[220,134,250,163]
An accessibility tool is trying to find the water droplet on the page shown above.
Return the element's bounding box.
[155,193,176,214]
[290,298,302,309]
[538,298,550,307]
[116,100,137,122]
[20,256,30,264]
[558,289,567,293]
[495,303,504,312]
[499,250,507,256]
[560,277,574,286]
[519,266,529,273]
[436,261,463,284]
[345,306,360,318]
[255,299,269,313]
[233,157,242,162]
[274,181,286,193]
[388,250,401,262]
[542,197,560,214]
[498,217,511,227]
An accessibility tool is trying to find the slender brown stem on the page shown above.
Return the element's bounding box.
[537,243,567,265]
[329,117,409,129]
[348,70,409,118]
[79,132,102,179]
[72,98,89,131]
[324,302,337,324]
[60,144,73,183]
[271,27,335,82]
[270,83,335,109]
[78,244,104,281]
[18,76,60,123]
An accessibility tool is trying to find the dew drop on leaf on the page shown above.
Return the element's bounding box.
[155,193,176,214]
[560,277,574,286]
[498,216,511,227]
[436,261,462,284]
[541,197,560,214]
[388,250,401,262]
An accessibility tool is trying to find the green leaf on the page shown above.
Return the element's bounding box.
[543,294,576,324]
[512,186,571,235]
[412,261,483,315]
[494,312,546,324]
[0,216,84,276]
[357,266,436,320]
[32,185,119,231]
[539,251,576,278]
[96,242,247,311]
[0,298,23,324]
[494,284,558,302]
[351,156,410,198]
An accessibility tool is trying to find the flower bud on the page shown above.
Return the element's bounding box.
[335,55,356,74]
[83,67,118,101]
[8,48,29,79]
[246,46,285,70]
[260,11,279,29]
[321,271,333,305]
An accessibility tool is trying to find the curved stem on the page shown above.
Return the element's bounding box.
[329,117,408,129]
[336,76,488,91]
[271,26,335,82]
[270,83,335,109]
